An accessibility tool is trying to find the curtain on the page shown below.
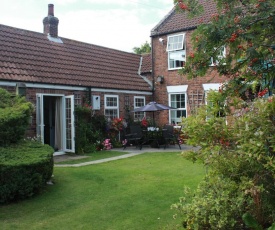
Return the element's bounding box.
[55,97,62,151]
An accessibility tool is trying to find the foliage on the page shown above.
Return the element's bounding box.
[0,140,54,204]
[173,94,275,228]
[172,176,250,229]
[133,41,151,54]
[74,105,107,154]
[0,88,34,146]
[110,117,124,131]
[174,0,275,98]
[102,139,112,150]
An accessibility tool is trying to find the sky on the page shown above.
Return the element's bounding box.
[0,0,174,53]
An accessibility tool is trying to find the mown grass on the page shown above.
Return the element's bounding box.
[0,151,205,230]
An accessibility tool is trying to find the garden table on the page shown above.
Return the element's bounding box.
[142,127,163,148]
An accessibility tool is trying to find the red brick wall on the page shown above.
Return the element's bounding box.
[152,30,228,125]
[0,85,152,137]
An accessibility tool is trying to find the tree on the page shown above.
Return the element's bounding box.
[174,0,275,99]
[172,92,275,229]
[171,1,275,228]
[133,41,151,54]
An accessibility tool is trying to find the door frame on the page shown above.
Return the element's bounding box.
[36,93,75,153]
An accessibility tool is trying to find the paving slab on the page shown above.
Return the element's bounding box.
[54,144,197,167]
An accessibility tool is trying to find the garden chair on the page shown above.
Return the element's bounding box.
[162,125,182,150]
[123,125,144,150]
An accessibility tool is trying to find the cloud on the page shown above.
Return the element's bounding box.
[59,8,152,52]
[0,0,173,52]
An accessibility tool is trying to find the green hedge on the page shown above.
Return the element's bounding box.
[0,141,54,204]
[0,88,33,146]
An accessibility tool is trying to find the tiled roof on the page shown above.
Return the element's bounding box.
[0,24,152,92]
[151,0,217,36]
[140,54,151,74]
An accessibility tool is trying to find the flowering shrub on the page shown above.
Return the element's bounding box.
[102,139,112,150]
[111,117,124,131]
[141,117,148,127]
[84,103,92,109]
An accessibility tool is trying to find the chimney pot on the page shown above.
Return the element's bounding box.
[48,4,54,16]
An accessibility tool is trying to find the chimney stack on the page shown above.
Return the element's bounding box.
[43,4,59,37]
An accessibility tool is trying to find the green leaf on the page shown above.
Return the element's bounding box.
[242,213,262,230]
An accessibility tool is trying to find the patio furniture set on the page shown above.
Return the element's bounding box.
[122,124,182,150]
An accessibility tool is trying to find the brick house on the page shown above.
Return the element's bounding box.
[151,0,228,125]
[0,4,153,153]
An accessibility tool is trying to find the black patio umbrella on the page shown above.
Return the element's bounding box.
[133,101,176,112]
[132,101,176,125]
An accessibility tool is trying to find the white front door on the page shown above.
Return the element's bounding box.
[36,94,75,153]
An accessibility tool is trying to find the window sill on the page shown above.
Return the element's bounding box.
[168,67,184,71]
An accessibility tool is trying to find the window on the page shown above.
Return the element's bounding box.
[203,84,225,119]
[74,92,81,106]
[209,46,226,66]
[167,85,188,124]
[169,94,187,124]
[134,96,145,121]
[104,95,119,121]
[167,33,186,70]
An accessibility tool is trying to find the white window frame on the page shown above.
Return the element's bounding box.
[167,85,188,124]
[209,46,226,66]
[167,33,186,70]
[202,83,222,104]
[134,96,145,121]
[203,83,226,122]
[104,95,119,120]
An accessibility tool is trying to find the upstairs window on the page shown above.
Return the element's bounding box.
[167,33,186,70]
[209,46,226,66]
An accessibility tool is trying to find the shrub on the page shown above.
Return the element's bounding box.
[75,105,107,154]
[172,175,250,229]
[173,93,275,229]
[0,88,33,146]
[0,140,54,204]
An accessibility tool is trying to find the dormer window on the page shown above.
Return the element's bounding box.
[167,33,186,70]
[209,46,226,66]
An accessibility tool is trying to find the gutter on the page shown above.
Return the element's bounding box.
[151,37,155,101]
[151,26,197,38]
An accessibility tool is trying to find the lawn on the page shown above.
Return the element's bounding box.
[0,151,205,230]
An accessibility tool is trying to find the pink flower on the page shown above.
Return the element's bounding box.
[122,139,127,146]
[102,139,112,150]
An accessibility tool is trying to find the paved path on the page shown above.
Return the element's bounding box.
[54,144,196,168]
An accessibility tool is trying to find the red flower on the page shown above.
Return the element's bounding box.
[189,53,195,58]
[141,117,148,127]
[111,117,124,131]
[258,88,268,97]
